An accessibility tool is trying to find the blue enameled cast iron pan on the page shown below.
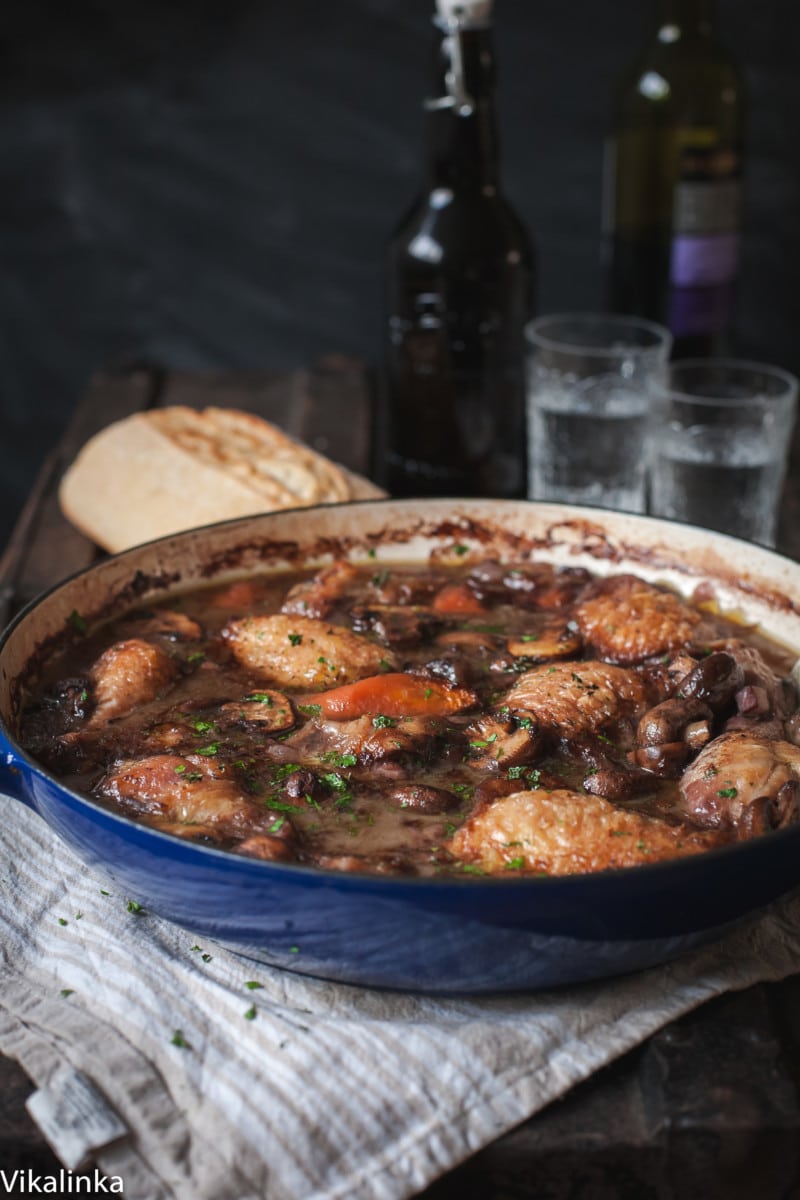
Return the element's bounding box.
[1,499,799,993]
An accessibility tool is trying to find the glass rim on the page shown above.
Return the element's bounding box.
[661,357,799,407]
[525,311,672,359]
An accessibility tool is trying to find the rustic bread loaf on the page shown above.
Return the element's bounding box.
[59,406,385,552]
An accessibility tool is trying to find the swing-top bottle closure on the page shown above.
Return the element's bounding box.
[426,0,494,116]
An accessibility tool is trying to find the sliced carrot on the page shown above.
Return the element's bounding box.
[431,583,486,615]
[304,672,477,720]
[210,579,261,609]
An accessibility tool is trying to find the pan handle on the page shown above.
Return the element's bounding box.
[0,729,34,808]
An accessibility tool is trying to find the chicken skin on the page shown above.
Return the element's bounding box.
[90,638,178,724]
[284,713,450,768]
[504,660,655,739]
[280,561,360,619]
[573,575,703,664]
[222,613,393,689]
[678,731,800,834]
[449,787,727,875]
[101,754,280,842]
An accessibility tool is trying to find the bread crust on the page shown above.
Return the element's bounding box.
[59,407,385,552]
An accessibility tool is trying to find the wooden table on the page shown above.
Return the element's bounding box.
[2,359,800,1198]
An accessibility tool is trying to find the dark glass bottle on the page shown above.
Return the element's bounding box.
[377,0,535,498]
[605,0,745,357]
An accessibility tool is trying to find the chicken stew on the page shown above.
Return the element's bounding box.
[20,557,800,877]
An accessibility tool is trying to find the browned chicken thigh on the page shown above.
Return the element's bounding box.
[89,638,178,724]
[678,731,800,835]
[101,753,291,856]
[280,561,360,619]
[573,575,705,664]
[222,613,393,688]
[504,660,656,738]
[449,787,727,875]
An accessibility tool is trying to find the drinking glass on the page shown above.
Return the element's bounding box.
[525,313,672,513]
[649,359,798,547]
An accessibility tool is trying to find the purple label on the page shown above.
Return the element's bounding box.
[670,234,740,287]
[668,281,736,338]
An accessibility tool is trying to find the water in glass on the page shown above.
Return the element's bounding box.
[528,373,650,512]
[649,423,783,545]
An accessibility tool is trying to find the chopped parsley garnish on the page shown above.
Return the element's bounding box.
[372,714,398,729]
[289,946,300,954]
[195,742,220,756]
[127,900,144,914]
[174,764,187,775]
[171,1030,190,1049]
[703,766,718,780]
[321,773,347,791]
[516,716,533,730]
[59,989,74,998]
[67,610,88,636]
[470,733,498,748]
[470,623,506,635]
[244,693,273,705]
[297,703,322,717]
[367,548,376,559]
[505,857,525,870]
[80,689,88,702]
[507,766,541,786]
[371,569,389,587]
[187,651,205,664]
[202,953,212,963]
[269,816,286,834]
[244,1005,257,1021]
[717,786,738,798]
[272,762,304,781]
[190,718,216,733]
[452,544,469,556]
[424,687,433,700]
[58,917,68,926]
[379,658,392,672]
[519,633,539,643]
[610,830,632,837]
[596,733,614,746]
[321,751,358,768]
[244,980,263,990]
[265,799,302,813]
[288,632,303,646]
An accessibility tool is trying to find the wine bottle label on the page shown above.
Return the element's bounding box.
[670,179,741,288]
[667,146,741,336]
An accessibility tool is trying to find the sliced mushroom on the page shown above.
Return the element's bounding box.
[218,691,296,733]
[507,619,582,661]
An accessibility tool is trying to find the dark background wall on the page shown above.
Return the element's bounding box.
[0,0,798,550]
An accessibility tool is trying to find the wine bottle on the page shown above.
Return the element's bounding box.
[377,0,535,498]
[604,0,745,357]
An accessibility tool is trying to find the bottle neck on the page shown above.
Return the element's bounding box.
[656,0,715,36]
[424,22,499,191]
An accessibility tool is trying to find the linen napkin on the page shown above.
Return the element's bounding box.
[2,792,800,1200]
